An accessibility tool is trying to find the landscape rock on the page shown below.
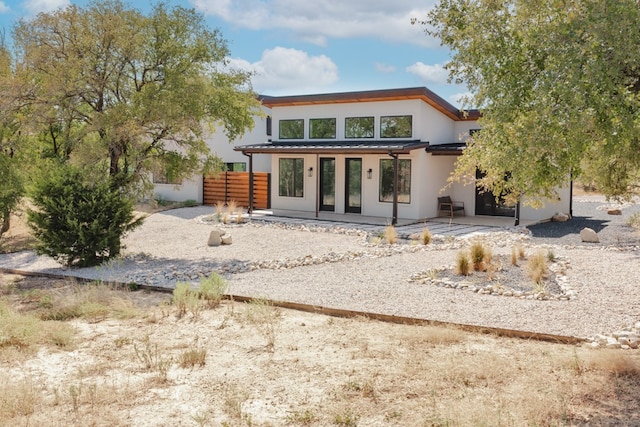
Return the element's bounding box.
[207,229,222,247]
[607,208,622,215]
[221,235,233,245]
[580,227,599,243]
[552,212,571,222]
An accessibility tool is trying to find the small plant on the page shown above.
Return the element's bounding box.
[235,207,245,224]
[286,409,318,425]
[226,199,238,215]
[629,212,640,230]
[133,335,172,381]
[547,249,557,262]
[526,251,548,286]
[172,282,195,318]
[420,227,432,245]
[384,224,397,244]
[198,273,227,308]
[517,244,526,260]
[245,298,280,351]
[333,409,359,426]
[179,337,207,368]
[511,246,519,266]
[182,199,198,207]
[470,241,486,271]
[213,202,224,221]
[456,251,471,276]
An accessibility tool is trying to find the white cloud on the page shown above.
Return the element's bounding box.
[375,63,396,73]
[0,2,9,14]
[406,62,449,85]
[192,0,439,47]
[22,0,69,15]
[228,47,338,95]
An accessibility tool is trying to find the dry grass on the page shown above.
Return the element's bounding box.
[526,250,549,286]
[383,224,397,244]
[456,250,471,276]
[1,274,640,426]
[420,227,432,245]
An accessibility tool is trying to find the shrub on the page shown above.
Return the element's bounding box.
[510,247,518,266]
[420,227,432,245]
[456,251,471,276]
[27,166,143,267]
[198,273,227,308]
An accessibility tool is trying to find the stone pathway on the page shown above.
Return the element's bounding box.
[250,215,511,239]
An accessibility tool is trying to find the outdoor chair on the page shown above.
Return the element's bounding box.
[437,196,465,218]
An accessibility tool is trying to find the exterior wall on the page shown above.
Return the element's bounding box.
[520,185,572,222]
[151,110,272,203]
[453,120,481,144]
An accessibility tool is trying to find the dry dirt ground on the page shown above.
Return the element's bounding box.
[1,274,640,427]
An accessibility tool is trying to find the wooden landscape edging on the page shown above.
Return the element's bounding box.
[0,267,585,345]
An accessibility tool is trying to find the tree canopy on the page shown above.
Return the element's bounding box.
[424,0,640,203]
[12,0,261,191]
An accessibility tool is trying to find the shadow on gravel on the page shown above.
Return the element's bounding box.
[528,217,609,238]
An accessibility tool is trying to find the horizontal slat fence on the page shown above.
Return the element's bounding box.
[203,172,270,209]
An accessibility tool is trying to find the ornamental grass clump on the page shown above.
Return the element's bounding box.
[420,227,432,245]
[526,251,548,286]
[456,251,471,276]
[470,242,487,271]
[384,224,398,244]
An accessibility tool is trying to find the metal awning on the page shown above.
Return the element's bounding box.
[235,140,429,155]
[426,142,466,155]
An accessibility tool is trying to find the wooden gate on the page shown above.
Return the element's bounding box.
[203,172,270,209]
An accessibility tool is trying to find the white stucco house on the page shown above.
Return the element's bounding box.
[234,87,571,225]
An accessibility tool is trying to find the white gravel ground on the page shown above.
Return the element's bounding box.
[1,205,639,340]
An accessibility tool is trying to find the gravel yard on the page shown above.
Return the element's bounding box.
[1,198,639,342]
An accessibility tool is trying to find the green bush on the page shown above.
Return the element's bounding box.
[27,166,143,267]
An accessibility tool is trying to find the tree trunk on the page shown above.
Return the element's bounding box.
[0,208,10,237]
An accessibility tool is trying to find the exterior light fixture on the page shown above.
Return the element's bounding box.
[308,166,313,177]
[367,168,373,179]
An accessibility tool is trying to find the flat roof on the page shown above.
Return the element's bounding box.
[259,87,480,121]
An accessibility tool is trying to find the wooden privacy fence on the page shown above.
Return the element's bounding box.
[203,172,270,210]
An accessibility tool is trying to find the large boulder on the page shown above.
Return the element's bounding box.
[552,212,570,222]
[208,229,222,247]
[580,227,599,243]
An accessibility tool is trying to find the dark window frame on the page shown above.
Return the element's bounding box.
[278,158,304,198]
[309,118,336,139]
[345,116,375,139]
[379,158,411,203]
[380,115,413,138]
[279,119,304,139]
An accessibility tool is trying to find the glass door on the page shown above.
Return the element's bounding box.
[319,158,335,211]
[345,158,362,214]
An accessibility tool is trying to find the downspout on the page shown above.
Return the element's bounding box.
[315,155,320,218]
[389,151,399,226]
[569,173,573,218]
[514,199,520,226]
[242,151,254,215]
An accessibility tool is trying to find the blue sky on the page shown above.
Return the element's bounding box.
[0,0,470,106]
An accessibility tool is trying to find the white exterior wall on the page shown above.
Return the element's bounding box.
[152,110,272,204]
[520,185,572,222]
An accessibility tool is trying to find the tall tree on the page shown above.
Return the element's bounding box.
[423,0,640,204]
[13,0,261,191]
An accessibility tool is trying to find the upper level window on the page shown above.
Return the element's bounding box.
[279,119,304,139]
[309,118,336,139]
[266,116,272,136]
[345,117,374,138]
[225,162,246,172]
[380,115,412,138]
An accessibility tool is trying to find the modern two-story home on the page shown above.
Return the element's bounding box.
[234,87,571,225]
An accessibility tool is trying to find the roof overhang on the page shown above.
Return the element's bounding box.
[259,87,480,122]
[426,142,467,156]
[235,140,429,155]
